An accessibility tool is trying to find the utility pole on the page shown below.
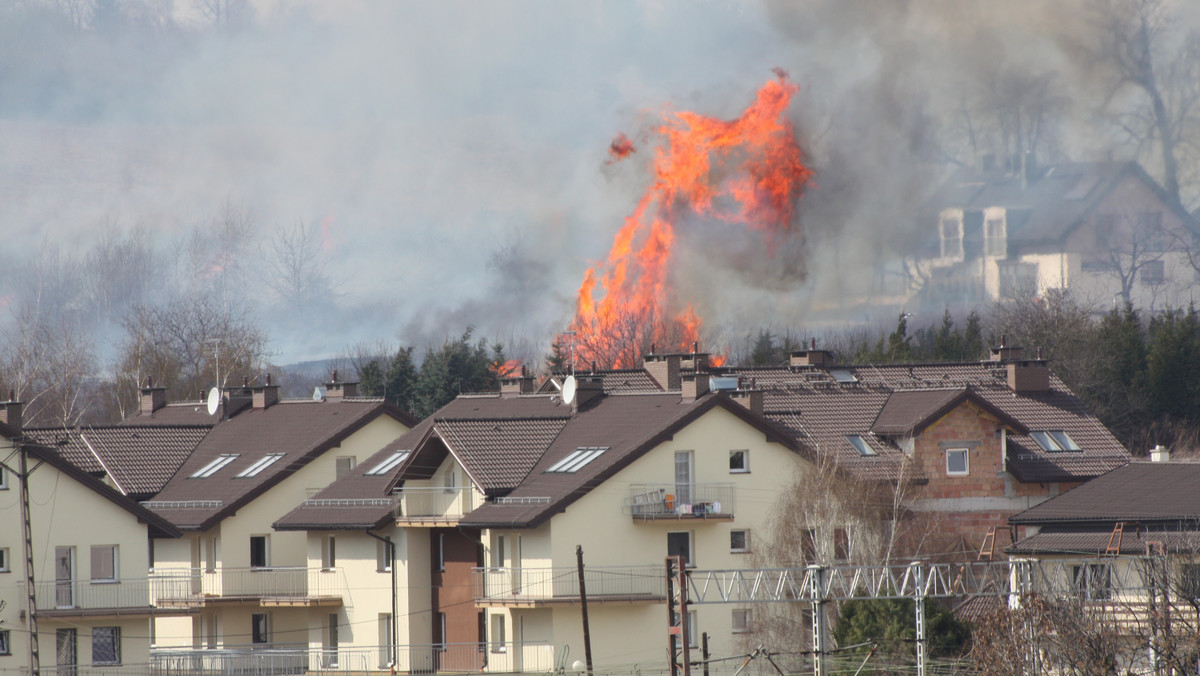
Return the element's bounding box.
[18,442,40,675]
[576,545,593,676]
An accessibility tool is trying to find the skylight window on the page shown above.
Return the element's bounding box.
[190,454,239,478]
[236,453,285,478]
[830,369,858,384]
[365,451,410,476]
[846,435,877,457]
[546,447,608,473]
[1031,430,1080,452]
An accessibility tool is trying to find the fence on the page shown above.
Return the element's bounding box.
[151,567,345,604]
[475,565,664,602]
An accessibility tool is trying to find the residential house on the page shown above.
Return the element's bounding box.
[917,160,1200,310]
[0,395,185,674]
[275,370,811,671]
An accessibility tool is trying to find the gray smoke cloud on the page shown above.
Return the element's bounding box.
[2,0,1199,366]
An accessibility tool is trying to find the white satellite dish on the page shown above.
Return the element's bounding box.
[562,375,577,406]
[205,387,220,416]
[313,386,324,401]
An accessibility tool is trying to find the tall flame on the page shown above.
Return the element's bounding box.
[569,72,813,368]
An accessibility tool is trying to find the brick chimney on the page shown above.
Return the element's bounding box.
[790,338,832,367]
[681,342,710,373]
[643,351,682,391]
[1005,346,1050,393]
[0,389,23,434]
[252,373,281,409]
[500,366,537,397]
[572,375,604,410]
[988,335,1024,363]
[729,382,763,416]
[681,372,710,402]
[325,369,359,400]
[140,376,168,415]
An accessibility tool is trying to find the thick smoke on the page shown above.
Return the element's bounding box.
[3,0,1200,366]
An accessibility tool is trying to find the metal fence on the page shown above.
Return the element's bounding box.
[475,565,664,602]
[626,483,735,519]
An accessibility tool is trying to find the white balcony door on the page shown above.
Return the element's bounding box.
[675,451,693,505]
[55,546,75,608]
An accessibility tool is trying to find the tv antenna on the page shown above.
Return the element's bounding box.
[562,331,577,376]
[204,338,224,388]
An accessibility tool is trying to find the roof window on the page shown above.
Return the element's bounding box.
[830,369,858,384]
[1031,430,1080,452]
[365,451,410,476]
[236,453,285,478]
[190,454,239,478]
[845,435,877,457]
[546,447,607,473]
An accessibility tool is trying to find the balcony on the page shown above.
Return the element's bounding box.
[474,565,665,607]
[626,483,736,521]
[149,641,554,674]
[394,486,477,525]
[150,567,345,608]
[24,577,189,618]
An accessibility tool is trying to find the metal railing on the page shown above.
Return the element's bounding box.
[24,577,159,612]
[150,567,344,604]
[475,565,664,602]
[393,486,477,521]
[627,483,736,519]
[148,641,554,674]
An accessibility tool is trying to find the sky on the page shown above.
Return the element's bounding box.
[4,0,1200,365]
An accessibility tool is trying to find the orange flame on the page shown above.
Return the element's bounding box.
[607,132,636,164]
[569,73,812,368]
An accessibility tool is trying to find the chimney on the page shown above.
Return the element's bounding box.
[325,369,359,400]
[643,352,682,391]
[500,365,537,397]
[0,389,23,434]
[572,375,604,410]
[988,335,1024,363]
[139,376,168,415]
[790,338,832,367]
[681,372,710,402]
[1006,348,1050,393]
[729,383,763,417]
[680,341,710,373]
[252,373,281,410]
[1150,445,1171,463]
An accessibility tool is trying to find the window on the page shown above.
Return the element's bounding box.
[365,451,410,476]
[1141,259,1165,285]
[1095,213,1116,249]
[90,545,117,582]
[0,466,7,490]
[985,217,1006,257]
[494,535,506,568]
[834,528,850,562]
[250,536,269,568]
[377,540,392,573]
[846,435,877,457]
[732,609,751,634]
[92,627,120,665]
[729,450,749,473]
[0,547,9,573]
[1140,212,1166,250]
[435,532,445,572]
[940,217,962,258]
[437,613,447,652]
[1072,564,1111,601]
[251,613,271,645]
[444,467,457,494]
[0,630,9,656]
[830,369,858,384]
[378,614,394,667]
[205,536,218,573]
[56,629,76,670]
[730,530,750,553]
[546,447,607,473]
[236,453,285,478]
[675,450,693,504]
[190,454,239,478]
[321,536,336,570]
[335,456,355,479]
[1181,564,1200,600]
[946,448,969,476]
[1031,430,1080,452]
[490,613,507,653]
[667,531,693,567]
[801,529,817,563]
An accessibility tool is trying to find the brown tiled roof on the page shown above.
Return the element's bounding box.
[540,370,663,394]
[1011,462,1200,524]
[434,417,568,492]
[25,425,209,499]
[1007,528,1200,556]
[146,399,415,530]
[871,388,1028,437]
[119,401,224,426]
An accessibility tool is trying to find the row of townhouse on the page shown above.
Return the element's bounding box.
[0,341,1131,673]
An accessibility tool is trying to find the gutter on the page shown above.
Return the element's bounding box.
[365,529,398,669]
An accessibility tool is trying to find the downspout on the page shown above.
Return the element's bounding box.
[366,530,398,671]
[1001,428,1007,473]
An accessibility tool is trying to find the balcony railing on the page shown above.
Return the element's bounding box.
[474,565,664,604]
[24,577,161,614]
[150,567,344,606]
[148,641,554,674]
[626,483,736,520]
[394,486,477,523]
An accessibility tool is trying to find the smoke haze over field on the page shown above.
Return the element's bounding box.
[3,0,1200,366]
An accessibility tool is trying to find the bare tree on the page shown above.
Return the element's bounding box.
[176,199,257,309]
[0,302,98,428]
[1091,0,1200,206]
[265,219,334,312]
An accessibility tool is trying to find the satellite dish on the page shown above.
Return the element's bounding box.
[562,375,577,406]
[313,386,324,401]
[205,387,220,416]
